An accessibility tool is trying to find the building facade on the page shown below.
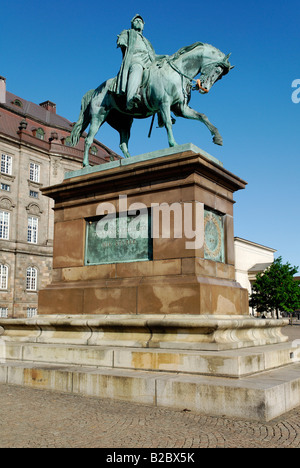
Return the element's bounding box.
[234,237,276,315]
[0,76,118,318]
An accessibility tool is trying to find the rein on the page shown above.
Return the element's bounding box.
[166,59,209,93]
[166,59,198,84]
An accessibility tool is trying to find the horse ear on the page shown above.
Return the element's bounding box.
[226,53,232,60]
[230,65,235,69]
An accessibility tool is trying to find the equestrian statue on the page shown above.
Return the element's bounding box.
[70,14,234,167]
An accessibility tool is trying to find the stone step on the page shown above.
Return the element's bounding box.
[1,359,300,422]
[1,341,298,378]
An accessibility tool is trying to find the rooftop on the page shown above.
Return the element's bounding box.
[234,237,277,253]
[0,78,119,164]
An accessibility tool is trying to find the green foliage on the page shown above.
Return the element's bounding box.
[249,257,300,318]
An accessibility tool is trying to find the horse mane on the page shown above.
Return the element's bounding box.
[169,42,230,71]
[169,42,204,61]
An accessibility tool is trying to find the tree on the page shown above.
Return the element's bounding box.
[249,257,300,319]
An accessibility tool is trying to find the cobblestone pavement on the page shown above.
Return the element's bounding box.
[0,325,300,449]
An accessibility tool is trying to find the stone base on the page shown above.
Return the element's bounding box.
[1,342,300,422]
[0,338,296,378]
[1,314,299,422]
[0,314,289,351]
[38,145,249,319]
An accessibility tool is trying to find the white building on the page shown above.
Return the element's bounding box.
[234,237,276,315]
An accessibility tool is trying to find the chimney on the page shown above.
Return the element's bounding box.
[39,100,56,114]
[0,76,6,104]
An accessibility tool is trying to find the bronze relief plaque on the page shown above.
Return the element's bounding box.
[204,208,225,263]
[85,211,153,265]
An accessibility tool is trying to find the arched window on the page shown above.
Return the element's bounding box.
[26,267,37,291]
[12,99,23,108]
[36,128,45,140]
[0,264,8,290]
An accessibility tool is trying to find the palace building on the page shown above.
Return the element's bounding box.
[0,76,119,318]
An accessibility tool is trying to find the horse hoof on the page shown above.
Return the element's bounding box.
[213,136,223,146]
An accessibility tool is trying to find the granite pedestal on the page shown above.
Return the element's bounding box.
[39,144,248,322]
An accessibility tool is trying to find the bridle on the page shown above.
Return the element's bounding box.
[166,59,228,94]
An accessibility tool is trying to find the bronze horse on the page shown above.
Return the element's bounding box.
[70,42,233,166]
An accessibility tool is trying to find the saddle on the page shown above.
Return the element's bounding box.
[108,67,153,115]
[108,62,176,128]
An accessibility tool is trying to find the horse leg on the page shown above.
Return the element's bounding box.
[174,104,223,146]
[106,111,133,159]
[83,111,107,167]
[120,133,131,159]
[160,102,178,147]
[119,120,133,158]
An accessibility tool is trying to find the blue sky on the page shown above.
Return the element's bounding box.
[2,0,300,270]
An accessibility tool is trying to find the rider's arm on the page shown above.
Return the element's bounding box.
[117,30,128,55]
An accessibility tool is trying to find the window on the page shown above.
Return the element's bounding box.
[90,145,98,155]
[1,154,12,175]
[0,183,10,192]
[0,211,10,239]
[65,136,72,147]
[26,267,37,291]
[27,217,38,244]
[27,307,37,318]
[12,99,23,108]
[29,190,38,199]
[0,265,8,289]
[0,307,8,318]
[29,163,40,183]
[36,128,45,140]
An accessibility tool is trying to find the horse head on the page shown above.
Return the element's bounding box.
[197,49,234,94]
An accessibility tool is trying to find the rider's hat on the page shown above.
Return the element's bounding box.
[131,14,145,25]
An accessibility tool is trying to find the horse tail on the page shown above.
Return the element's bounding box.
[70,89,95,146]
